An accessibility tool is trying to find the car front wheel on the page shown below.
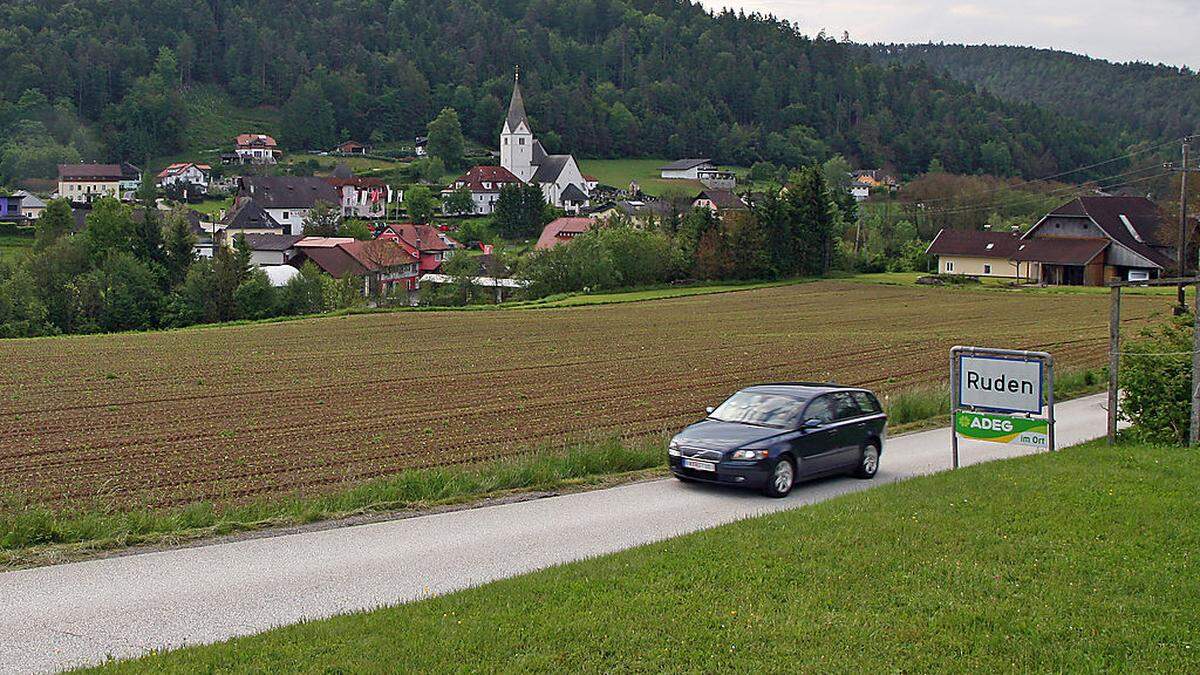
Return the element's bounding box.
[855,443,880,479]
[762,457,795,498]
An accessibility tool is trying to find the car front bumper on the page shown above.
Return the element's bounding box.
[668,456,771,489]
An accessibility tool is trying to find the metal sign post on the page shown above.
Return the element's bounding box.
[950,346,1055,469]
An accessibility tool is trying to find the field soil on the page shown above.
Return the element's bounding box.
[0,281,1169,512]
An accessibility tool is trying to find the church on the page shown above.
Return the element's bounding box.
[500,70,592,213]
[444,70,593,215]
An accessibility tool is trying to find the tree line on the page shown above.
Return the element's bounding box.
[0,0,1122,182]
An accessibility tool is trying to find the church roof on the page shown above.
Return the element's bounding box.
[561,184,588,204]
[532,139,547,164]
[505,73,529,132]
[531,155,572,184]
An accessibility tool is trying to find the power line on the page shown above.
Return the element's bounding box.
[911,135,1187,206]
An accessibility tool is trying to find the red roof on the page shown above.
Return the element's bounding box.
[926,229,1024,258]
[235,133,277,148]
[339,239,418,271]
[536,217,594,250]
[380,223,458,252]
[156,162,211,179]
[448,165,522,193]
[1011,237,1110,265]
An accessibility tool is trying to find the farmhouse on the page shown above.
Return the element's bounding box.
[927,196,1182,286]
[536,217,593,250]
[442,165,524,215]
[293,237,420,296]
[237,176,340,236]
[233,134,281,164]
[333,140,369,155]
[498,69,592,212]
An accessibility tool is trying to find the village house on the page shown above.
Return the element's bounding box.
[414,136,428,157]
[442,165,524,215]
[232,134,281,164]
[325,176,396,219]
[242,233,304,266]
[0,193,25,222]
[498,69,592,212]
[660,159,736,189]
[333,140,369,155]
[236,176,340,236]
[220,196,287,239]
[535,217,593,250]
[849,178,872,202]
[11,191,45,220]
[293,237,420,296]
[926,196,1182,286]
[156,162,211,194]
[376,223,460,273]
[590,199,674,226]
[57,163,141,203]
[693,189,748,215]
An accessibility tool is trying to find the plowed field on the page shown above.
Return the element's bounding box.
[0,282,1168,510]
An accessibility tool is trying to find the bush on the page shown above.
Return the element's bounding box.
[1119,314,1193,444]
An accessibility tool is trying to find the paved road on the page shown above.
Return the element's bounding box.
[0,394,1112,673]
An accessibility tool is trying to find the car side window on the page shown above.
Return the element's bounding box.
[804,396,834,424]
[851,392,881,415]
[829,392,862,421]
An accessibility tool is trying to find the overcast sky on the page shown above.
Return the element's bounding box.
[700,1,1200,69]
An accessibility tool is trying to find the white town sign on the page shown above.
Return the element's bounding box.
[957,355,1043,414]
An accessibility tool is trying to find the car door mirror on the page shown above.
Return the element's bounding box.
[801,418,823,430]
[705,406,715,415]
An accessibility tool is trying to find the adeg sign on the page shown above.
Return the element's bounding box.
[958,356,1043,414]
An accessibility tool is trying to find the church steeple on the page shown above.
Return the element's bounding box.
[504,66,529,133]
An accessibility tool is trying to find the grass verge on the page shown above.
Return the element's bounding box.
[0,437,665,570]
[92,439,1199,672]
[0,368,1106,567]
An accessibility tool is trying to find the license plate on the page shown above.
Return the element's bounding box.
[682,458,716,472]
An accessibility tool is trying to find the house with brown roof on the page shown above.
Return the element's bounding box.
[234,134,281,164]
[927,196,1182,286]
[333,140,369,155]
[58,163,141,203]
[442,165,524,215]
[693,189,748,215]
[536,217,593,250]
[292,237,420,297]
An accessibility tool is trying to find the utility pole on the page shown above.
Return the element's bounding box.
[1169,137,1197,311]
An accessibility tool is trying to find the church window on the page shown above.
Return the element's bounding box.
[519,138,525,145]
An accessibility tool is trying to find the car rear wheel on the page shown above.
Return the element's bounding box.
[855,443,880,479]
[762,457,795,498]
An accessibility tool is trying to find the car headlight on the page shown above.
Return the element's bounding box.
[667,440,682,457]
[729,449,769,461]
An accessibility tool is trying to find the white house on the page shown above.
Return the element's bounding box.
[498,69,591,212]
[441,165,524,215]
[157,163,211,192]
[241,233,304,266]
[659,158,714,180]
[11,190,45,219]
[234,134,281,164]
[326,177,396,219]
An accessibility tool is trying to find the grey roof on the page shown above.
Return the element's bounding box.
[505,76,529,132]
[560,184,588,203]
[242,233,304,251]
[332,163,353,179]
[532,139,547,164]
[12,190,45,208]
[239,177,339,209]
[531,155,571,184]
[660,158,712,171]
[696,189,747,211]
[222,197,281,230]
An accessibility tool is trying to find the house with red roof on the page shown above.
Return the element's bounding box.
[292,237,420,296]
[156,162,212,194]
[441,165,524,215]
[234,134,281,164]
[535,217,593,250]
[376,223,461,272]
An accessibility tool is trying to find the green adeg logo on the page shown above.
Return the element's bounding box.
[956,411,1048,447]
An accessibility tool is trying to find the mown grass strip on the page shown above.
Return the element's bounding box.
[90,439,1200,672]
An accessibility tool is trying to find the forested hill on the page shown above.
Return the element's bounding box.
[2,0,1118,179]
[872,44,1200,146]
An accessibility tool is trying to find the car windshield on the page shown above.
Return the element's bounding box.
[708,391,805,428]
